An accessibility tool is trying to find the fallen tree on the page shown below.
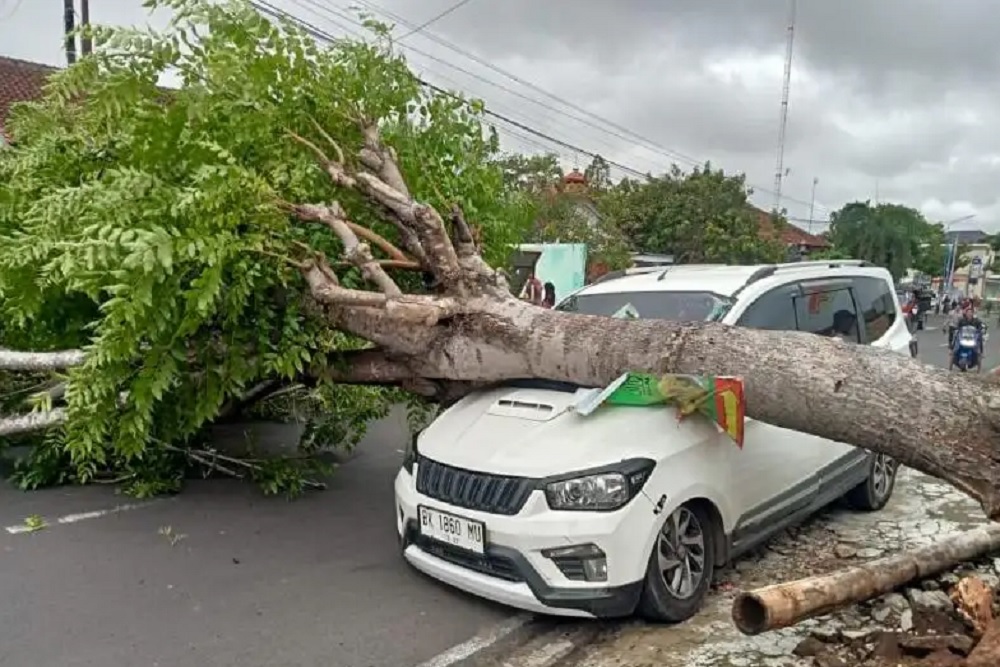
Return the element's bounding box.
[2,0,1000,515]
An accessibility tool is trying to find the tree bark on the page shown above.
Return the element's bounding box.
[968,624,1000,667]
[7,118,1000,525]
[731,524,1000,634]
[0,349,85,370]
[0,408,67,437]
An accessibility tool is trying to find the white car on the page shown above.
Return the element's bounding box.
[394,260,907,622]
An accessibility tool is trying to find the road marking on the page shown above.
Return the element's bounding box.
[507,638,577,667]
[414,614,533,667]
[4,501,157,535]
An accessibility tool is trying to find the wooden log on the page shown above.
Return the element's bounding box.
[731,523,1000,635]
[968,624,1000,667]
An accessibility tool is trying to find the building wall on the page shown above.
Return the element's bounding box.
[942,243,994,299]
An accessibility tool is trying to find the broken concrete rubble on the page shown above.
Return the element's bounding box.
[570,469,999,667]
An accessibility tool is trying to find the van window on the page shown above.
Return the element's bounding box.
[556,291,732,321]
[852,276,897,342]
[736,286,799,331]
[794,286,860,343]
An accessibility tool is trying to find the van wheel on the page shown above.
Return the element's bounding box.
[638,502,716,623]
[845,453,898,511]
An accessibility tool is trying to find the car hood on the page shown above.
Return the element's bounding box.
[417,385,714,477]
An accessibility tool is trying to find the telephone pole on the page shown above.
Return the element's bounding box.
[772,0,796,212]
[62,0,91,65]
[63,0,76,65]
[80,0,92,56]
[807,176,818,234]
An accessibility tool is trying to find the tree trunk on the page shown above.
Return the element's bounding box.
[6,120,1000,525]
[731,523,1000,634]
[969,624,1000,667]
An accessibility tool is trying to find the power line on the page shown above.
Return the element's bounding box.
[253,1,650,180]
[289,0,664,170]
[395,0,475,41]
[254,1,826,217]
[348,0,828,213]
[0,0,24,22]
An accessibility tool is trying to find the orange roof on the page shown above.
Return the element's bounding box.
[0,56,58,143]
[754,207,829,248]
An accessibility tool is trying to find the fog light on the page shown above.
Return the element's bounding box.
[583,557,608,582]
[542,544,608,582]
[542,544,604,559]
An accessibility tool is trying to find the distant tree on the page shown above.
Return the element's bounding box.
[494,153,563,195]
[583,155,613,193]
[826,202,943,280]
[601,163,786,264]
[495,153,630,271]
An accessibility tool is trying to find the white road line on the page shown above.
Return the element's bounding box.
[414,614,533,667]
[4,501,156,535]
[507,638,577,667]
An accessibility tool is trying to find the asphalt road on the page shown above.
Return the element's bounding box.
[0,319,995,667]
[920,312,1000,369]
[0,409,512,667]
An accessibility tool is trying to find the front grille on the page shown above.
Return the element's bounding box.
[551,557,587,581]
[415,535,524,582]
[416,456,533,516]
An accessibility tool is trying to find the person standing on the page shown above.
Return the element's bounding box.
[521,271,543,305]
[541,282,556,308]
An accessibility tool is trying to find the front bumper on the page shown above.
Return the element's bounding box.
[394,467,648,619]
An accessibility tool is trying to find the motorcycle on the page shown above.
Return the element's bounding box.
[951,324,983,372]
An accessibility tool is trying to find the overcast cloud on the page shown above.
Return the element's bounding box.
[2,0,997,232]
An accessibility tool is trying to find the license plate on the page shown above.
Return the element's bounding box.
[418,506,486,555]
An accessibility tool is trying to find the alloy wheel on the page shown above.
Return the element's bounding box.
[872,453,896,499]
[656,506,706,599]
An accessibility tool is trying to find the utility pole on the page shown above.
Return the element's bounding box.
[772,0,796,212]
[807,176,818,234]
[63,0,76,65]
[80,0,92,56]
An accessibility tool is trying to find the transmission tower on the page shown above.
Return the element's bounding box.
[772,0,796,212]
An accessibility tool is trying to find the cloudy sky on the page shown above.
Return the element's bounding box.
[1,0,996,233]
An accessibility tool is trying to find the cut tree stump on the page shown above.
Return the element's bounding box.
[731,524,1000,635]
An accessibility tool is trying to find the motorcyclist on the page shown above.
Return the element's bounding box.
[952,304,985,357]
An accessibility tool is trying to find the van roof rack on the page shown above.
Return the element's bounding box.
[592,266,664,284]
[730,259,874,298]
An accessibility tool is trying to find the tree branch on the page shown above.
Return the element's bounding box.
[335,258,421,272]
[308,348,482,403]
[0,349,85,371]
[289,123,471,286]
[346,221,410,263]
[301,257,463,328]
[292,201,402,297]
[448,203,477,257]
[0,408,67,437]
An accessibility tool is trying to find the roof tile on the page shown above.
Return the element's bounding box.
[0,56,59,143]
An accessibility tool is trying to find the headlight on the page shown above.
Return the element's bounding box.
[544,459,655,511]
[402,429,422,474]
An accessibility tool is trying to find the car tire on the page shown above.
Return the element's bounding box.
[845,453,898,512]
[637,502,716,623]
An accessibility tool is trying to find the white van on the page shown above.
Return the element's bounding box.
[394,261,907,622]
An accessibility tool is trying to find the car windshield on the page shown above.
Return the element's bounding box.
[556,290,732,322]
